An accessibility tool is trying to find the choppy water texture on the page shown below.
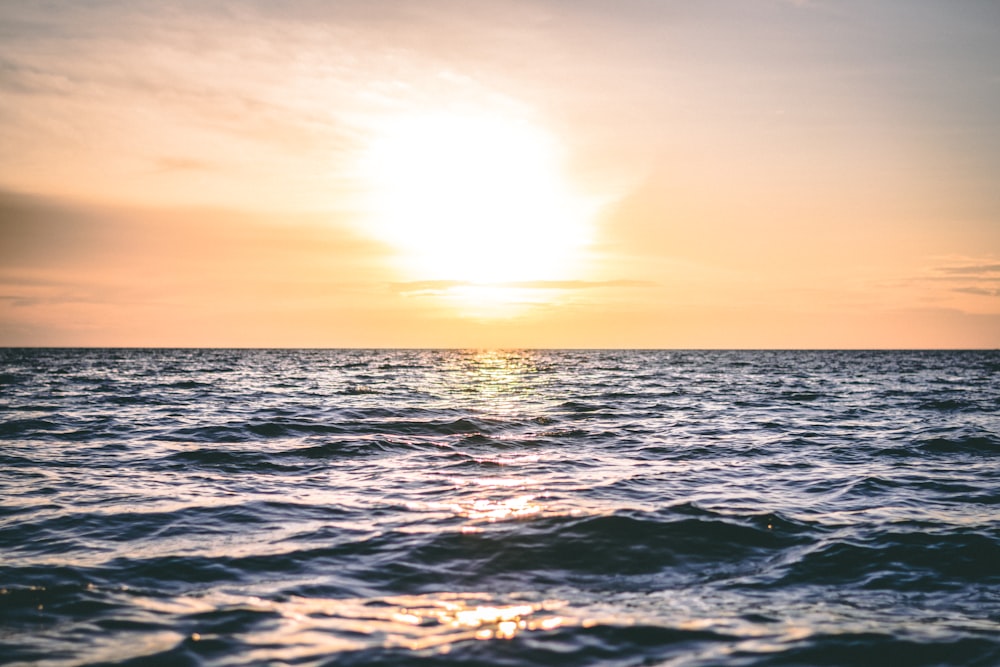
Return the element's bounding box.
[1,349,999,666]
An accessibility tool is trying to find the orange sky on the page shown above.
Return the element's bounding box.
[1,0,998,348]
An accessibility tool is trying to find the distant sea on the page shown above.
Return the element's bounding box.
[1,349,998,666]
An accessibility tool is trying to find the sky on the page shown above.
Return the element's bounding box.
[1,0,998,348]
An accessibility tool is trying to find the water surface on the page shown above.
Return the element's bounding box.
[2,349,998,665]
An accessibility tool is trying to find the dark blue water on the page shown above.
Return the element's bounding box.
[1,349,998,666]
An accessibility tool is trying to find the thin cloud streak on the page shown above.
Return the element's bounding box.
[953,287,1000,298]
[937,264,1000,276]
[391,279,656,294]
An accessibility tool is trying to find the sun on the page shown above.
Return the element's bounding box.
[361,111,595,296]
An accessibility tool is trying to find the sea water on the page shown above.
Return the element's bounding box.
[1,349,998,665]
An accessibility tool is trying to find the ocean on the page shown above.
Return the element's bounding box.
[1,348,998,666]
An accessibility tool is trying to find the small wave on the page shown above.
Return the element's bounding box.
[245,421,345,438]
[0,578,113,635]
[31,507,819,596]
[0,372,25,385]
[167,379,212,389]
[776,530,1000,589]
[919,398,978,411]
[364,417,492,436]
[160,424,255,443]
[558,401,606,413]
[842,475,904,497]
[162,421,350,442]
[432,418,487,435]
[287,439,419,458]
[373,508,814,591]
[343,385,379,395]
[3,505,270,555]
[0,418,62,437]
[748,632,1000,667]
[778,391,823,402]
[918,434,999,456]
[536,428,591,439]
[161,448,299,472]
[457,433,499,446]
[160,416,505,444]
[108,393,161,406]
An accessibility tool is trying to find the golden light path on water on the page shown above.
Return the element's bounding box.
[122,588,819,663]
[405,351,554,530]
[126,591,576,658]
[361,112,600,317]
[289,350,577,655]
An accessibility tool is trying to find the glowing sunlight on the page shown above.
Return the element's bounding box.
[361,111,597,315]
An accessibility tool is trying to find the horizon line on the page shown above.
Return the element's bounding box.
[1,346,997,352]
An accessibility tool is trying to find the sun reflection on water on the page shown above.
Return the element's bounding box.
[129,591,573,656]
[110,587,839,662]
[458,494,542,522]
[434,350,558,528]
[439,349,549,416]
[404,489,546,529]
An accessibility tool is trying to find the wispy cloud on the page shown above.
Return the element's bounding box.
[391,279,655,294]
[0,294,41,308]
[151,157,213,173]
[912,260,1000,303]
[0,58,76,96]
[937,264,1000,276]
[953,286,1000,298]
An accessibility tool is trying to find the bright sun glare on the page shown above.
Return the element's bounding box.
[363,112,595,312]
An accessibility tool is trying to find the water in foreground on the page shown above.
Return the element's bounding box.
[1,349,998,666]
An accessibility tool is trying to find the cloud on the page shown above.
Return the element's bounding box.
[151,157,214,173]
[0,294,41,308]
[953,287,1000,298]
[930,262,1000,299]
[390,280,466,293]
[391,279,655,294]
[0,58,76,96]
[0,185,392,299]
[0,189,123,267]
[937,263,1000,276]
[0,291,106,308]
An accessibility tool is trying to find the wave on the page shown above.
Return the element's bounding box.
[156,416,500,444]
[0,418,63,436]
[775,530,1000,589]
[918,433,999,456]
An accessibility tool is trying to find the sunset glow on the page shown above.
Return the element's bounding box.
[0,1,998,347]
